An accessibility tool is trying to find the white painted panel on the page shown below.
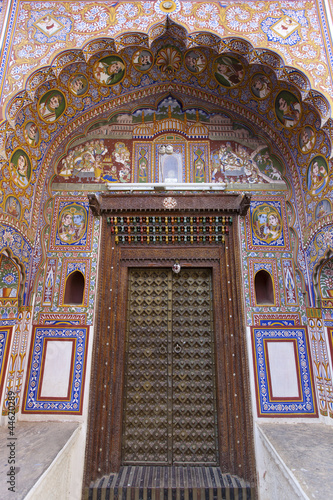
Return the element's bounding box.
[266,341,299,398]
[40,340,73,398]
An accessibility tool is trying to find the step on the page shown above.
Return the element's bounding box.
[84,466,255,500]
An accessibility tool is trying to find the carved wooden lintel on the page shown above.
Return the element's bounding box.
[88,192,251,215]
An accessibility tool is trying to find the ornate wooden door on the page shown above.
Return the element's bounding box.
[122,268,218,465]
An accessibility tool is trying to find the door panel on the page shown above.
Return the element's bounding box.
[122,268,218,465]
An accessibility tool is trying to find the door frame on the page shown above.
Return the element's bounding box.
[84,193,256,489]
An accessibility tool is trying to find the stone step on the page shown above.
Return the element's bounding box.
[84,466,255,500]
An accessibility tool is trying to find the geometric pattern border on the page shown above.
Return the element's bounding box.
[0,327,12,402]
[252,313,301,326]
[37,312,87,325]
[251,327,318,417]
[22,325,89,414]
[328,327,333,376]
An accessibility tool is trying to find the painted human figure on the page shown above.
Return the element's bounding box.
[24,123,39,146]
[277,97,300,127]
[309,160,328,195]
[70,76,87,96]
[251,75,270,98]
[215,57,244,87]
[73,213,85,240]
[39,93,63,122]
[195,159,205,182]
[300,128,315,153]
[256,211,269,239]
[185,52,205,73]
[94,60,125,85]
[266,213,281,240]
[7,198,19,217]
[58,212,75,242]
[11,154,30,188]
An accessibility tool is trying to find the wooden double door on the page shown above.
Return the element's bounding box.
[122,267,218,466]
[84,196,256,490]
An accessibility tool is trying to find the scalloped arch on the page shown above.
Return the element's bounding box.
[3,19,331,129]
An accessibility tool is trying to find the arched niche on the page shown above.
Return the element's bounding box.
[0,250,25,307]
[63,270,85,305]
[254,269,275,305]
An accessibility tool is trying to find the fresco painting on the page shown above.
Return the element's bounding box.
[33,14,63,37]
[315,199,332,219]
[250,74,271,99]
[184,50,207,74]
[24,122,40,147]
[252,205,282,244]
[0,255,19,301]
[68,74,89,96]
[93,55,126,85]
[307,156,329,196]
[213,55,245,87]
[156,46,182,75]
[275,91,301,128]
[57,203,87,244]
[38,90,66,123]
[299,126,316,153]
[132,50,154,72]
[5,196,21,219]
[9,149,32,189]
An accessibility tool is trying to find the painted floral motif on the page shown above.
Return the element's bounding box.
[156,46,182,76]
[163,197,177,208]
[0,255,19,300]
[319,259,333,298]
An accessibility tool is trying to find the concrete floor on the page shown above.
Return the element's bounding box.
[259,423,333,500]
[0,421,79,500]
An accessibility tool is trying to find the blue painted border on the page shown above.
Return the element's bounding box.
[23,325,88,413]
[0,327,9,376]
[0,0,18,103]
[252,327,317,416]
